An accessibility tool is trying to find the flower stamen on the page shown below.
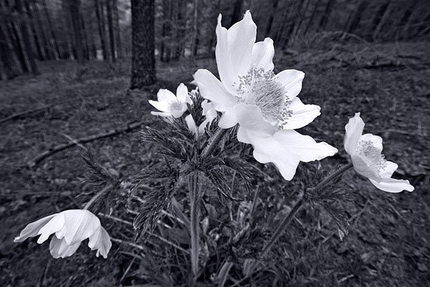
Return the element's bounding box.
[356,140,387,171]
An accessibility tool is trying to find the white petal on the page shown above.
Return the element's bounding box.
[344,113,364,155]
[368,177,414,193]
[49,235,81,258]
[14,214,57,243]
[185,114,198,137]
[157,89,177,103]
[234,103,278,136]
[351,155,381,181]
[88,227,112,259]
[273,69,305,100]
[252,38,274,72]
[60,210,101,245]
[216,12,256,94]
[151,111,172,117]
[282,97,321,130]
[379,161,398,178]
[272,130,338,162]
[37,213,66,244]
[193,69,238,111]
[149,100,170,112]
[176,83,189,103]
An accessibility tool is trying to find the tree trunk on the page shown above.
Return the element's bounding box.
[130,0,156,89]
[68,0,84,63]
[303,0,322,36]
[113,0,122,59]
[192,0,199,57]
[346,0,368,34]
[265,0,280,37]
[15,0,39,75]
[173,0,186,60]
[0,20,19,79]
[94,0,108,60]
[8,22,29,72]
[317,0,334,31]
[25,0,45,61]
[106,0,116,62]
[372,2,392,40]
[42,0,60,59]
[160,0,172,62]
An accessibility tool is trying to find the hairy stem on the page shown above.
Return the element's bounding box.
[188,172,201,283]
[201,127,228,158]
[83,184,112,210]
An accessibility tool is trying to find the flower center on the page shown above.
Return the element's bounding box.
[168,101,185,112]
[356,140,386,171]
[236,68,292,127]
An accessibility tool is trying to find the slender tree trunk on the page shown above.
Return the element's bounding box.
[106,0,116,62]
[94,0,108,60]
[68,0,84,63]
[0,20,19,79]
[113,0,122,59]
[303,0,322,36]
[346,0,368,34]
[265,0,280,37]
[192,0,199,57]
[173,0,185,60]
[317,0,334,31]
[42,0,60,59]
[8,22,29,72]
[372,2,392,40]
[130,0,156,89]
[160,0,172,62]
[25,0,45,61]
[16,0,39,75]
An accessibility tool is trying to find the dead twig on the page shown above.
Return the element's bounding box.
[0,104,53,125]
[27,121,144,168]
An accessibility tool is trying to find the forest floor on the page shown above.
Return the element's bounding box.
[0,40,429,287]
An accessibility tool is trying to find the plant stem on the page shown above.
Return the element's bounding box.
[201,127,228,158]
[83,184,112,210]
[247,163,354,276]
[188,172,201,282]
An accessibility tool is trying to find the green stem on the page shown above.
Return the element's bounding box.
[247,163,354,276]
[188,172,201,282]
[201,128,228,158]
[83,184,112,210]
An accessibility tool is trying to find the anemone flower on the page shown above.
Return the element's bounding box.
[149,83,192,118]
[14,209,112,259]
[193,11,337,180]
[344,113,414,193]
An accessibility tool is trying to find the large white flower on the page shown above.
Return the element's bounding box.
[14,209,112,259]
[193,11,337,180]
[149,83,192,118]
[344,113,414,193]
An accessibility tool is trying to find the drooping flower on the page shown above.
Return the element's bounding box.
[193,11,337,180]
[344,113,414,193]
[14,209,112,259]
[149,83,192,118]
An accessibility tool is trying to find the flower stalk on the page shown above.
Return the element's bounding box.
[83,184,112,210]
[188,172,201,282]
[201,127,228,158]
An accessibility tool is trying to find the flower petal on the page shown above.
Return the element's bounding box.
[185,114,198,137]
[176,83,190,104]
[216,11,256,94]
[344,113,365,155]
[234,103,278,136]
[37,213,66,244]
[368,177,414,193]
[157,89,177,103]
[49,235,81,259]
[273,69,305,100]
[151,111,173,117]
[88,227,112,259]
[351,155,381,181]
[14,214,57,243]
[148,100,170,112]
[193,69,238,111]
[379,161,398,178]
[252,38,274,72]
[272,130,338,162]
[282,97,321,130]
[59,210,101,245]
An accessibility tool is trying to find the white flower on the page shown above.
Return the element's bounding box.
[185,100,217,138]
[193,11,337,180]
[149,83,192,118]
[344,113,414,193]
[14,209,112,259]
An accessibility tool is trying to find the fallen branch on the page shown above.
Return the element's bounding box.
[0,104,53,125]
[27,121,144,168]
